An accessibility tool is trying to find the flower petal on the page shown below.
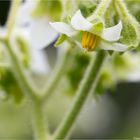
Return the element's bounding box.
[16,0,38,27]
[71,10,92,31]
[30,48,50,74]
[50,22,76,37]
[99,41,128,52]
[30,18,58,49]
[101,21,122,41]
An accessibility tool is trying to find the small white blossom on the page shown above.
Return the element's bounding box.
[50,10,128,52]
[16,0,58,49]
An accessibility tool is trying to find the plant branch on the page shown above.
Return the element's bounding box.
[88,0,112,21]
[32,100,51,140]
[4,39,39,99]
[53,51,107,139]
[6,0,21,38]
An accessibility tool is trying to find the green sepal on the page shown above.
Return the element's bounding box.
[120,20,140,48]
[115,0,140,48]
[89,16,104,36]
[118,52,125,55]
[107,50,114,56]
[55,34,67,47]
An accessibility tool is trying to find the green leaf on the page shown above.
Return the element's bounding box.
[94,69,116,96]
[66,50,90,94]
[0,70,24,104]
[55,34,67,47]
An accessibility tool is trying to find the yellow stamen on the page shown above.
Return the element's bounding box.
[82,32,98,51]
[82,32,88,48]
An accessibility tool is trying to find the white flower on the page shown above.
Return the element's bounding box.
[0,0,57,74]
[30,49,51,74]
[14,0,59,74]
[16,0,58,49]
[50,10,128,52]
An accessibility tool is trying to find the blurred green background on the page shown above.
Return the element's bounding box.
[0,0,140,139]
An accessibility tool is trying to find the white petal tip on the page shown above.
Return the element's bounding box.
[49,22,76,37]
[71,10,92,31]
[102,21,123,42]
[100,41,128,52]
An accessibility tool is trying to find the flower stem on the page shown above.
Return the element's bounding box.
[4,39,39,99]
[53,51,107,139]
[4,39,51,140]
[88,0,112,21]
[115,0,140,25]
[95,0,112,16]
[32,99,50,140]
[115,0,130,19]
[6,0,21,38]
[4,1,50,139]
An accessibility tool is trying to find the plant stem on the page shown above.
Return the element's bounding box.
[88,0,112,21]
[5,0,50,139]
[4,39,38,99]
[53,51,107,139]
[115,0,140,25]
[115,0,130,19]
[32,99,50,140]
[6,0,21,38]
[4,39,51,140]
[4,0,39,98]
[42,47,72,102]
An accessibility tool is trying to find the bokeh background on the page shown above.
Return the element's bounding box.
[0,0,140,139]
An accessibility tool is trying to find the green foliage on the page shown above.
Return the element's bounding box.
[95,70,116,96]
[0,70,24,104]
[112,53,130,70]
[66,52,90,93]
[32,0,62,20]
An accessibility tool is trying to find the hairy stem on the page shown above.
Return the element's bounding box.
[53,51,107,139]
[115,0,130,19]
[88,0,112,21]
